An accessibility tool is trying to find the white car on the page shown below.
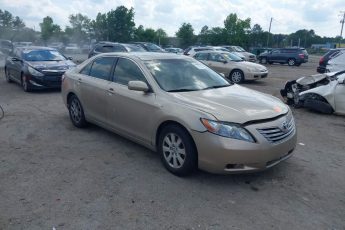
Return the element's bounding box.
[281,71,345,115]
[184,46,214,56]
[213,46,246,60]
[327,50,345,72]
[65,43,80,54]
[223,46,256,62]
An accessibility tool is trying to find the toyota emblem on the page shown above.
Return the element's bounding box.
[281,121,289,133]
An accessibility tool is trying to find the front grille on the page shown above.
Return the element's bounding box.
[257,116,295,144]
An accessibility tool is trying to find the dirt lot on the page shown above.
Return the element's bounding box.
[0,56,344,230]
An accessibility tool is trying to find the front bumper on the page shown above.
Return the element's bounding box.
[191,115,297,174]
[246,71,268,80]
[26,74,62,89]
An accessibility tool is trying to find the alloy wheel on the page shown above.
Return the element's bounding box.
[22,75,29,91]
[70,98,82,124]
[288,59,295,66]
[231,71,243,83]
[162,133,186,169]
[5,69,11,83]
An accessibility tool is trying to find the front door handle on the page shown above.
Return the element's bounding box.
[107,88,114,94]
[77,78,82,84]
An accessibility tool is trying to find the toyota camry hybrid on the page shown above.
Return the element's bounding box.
[61,52,297,176]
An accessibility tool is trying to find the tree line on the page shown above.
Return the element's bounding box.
[1,6,344,49]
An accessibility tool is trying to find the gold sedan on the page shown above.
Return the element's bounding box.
[61,52,296,176]
[194,51,268,83]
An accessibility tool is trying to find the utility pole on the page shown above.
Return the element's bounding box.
[266,17,273,48]
[339,11,345,48]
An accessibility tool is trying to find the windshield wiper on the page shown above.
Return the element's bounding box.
[167,88,198,92]
[202,85,231,90]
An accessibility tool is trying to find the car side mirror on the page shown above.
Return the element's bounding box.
[11,57,22,62]
[219,73,225,77]
[128,81,150,92]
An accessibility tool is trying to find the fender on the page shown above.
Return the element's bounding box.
[299,81,338,109]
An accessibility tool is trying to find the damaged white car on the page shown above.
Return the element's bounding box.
[280,71,345,115]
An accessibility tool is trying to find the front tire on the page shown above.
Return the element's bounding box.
[229,70,244,84]
[260,57,267,64]
[4,68,12,83]
[21,74,31,92]
[158,125,197,176]
[68,95,87,128]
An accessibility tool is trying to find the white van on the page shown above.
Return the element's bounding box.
[327,49,345,72]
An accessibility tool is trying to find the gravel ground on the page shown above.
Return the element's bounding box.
[0,56,344,230]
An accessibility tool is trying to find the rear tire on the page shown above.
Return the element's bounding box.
[288,58,296,66]
[158,124,197,176]
[4,68,12,83]
[68,95,87,128]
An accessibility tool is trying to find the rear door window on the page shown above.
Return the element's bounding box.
[89,57,116,80]
[209,53,226,62]
[95,45,126,53]
[195,53,209,60]
[330,50,341,59]
[195,48,212,52]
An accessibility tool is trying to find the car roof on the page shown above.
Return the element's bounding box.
[96,41,120,45]
[276,47,305,50]
[97,52,190,61]
[16,46,56,51]
[95,42,143,47]
[195,50,229,54]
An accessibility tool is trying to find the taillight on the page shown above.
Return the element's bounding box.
[62,74,66,82]
[319,57,324,65]
[299,53,304,58]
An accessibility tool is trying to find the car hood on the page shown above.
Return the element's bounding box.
[171,84,288,123]
[241,51,255,57]
[230,61,267,70]
[27,60,76,71]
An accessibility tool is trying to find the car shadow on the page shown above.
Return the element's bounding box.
[242,80,268,86]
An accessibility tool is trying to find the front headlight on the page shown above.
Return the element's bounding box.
[28,66,44,77]
[247,67,258,73]
[200,118,255,143]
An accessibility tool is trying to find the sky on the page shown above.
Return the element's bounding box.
[0,0,344,37]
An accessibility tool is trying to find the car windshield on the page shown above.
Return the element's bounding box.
[144,58,230,92]
[222,52,243,62]
[144,43,163,51]
[125,44,146,52]
[234,46,245,52]
[23,50,66,61]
